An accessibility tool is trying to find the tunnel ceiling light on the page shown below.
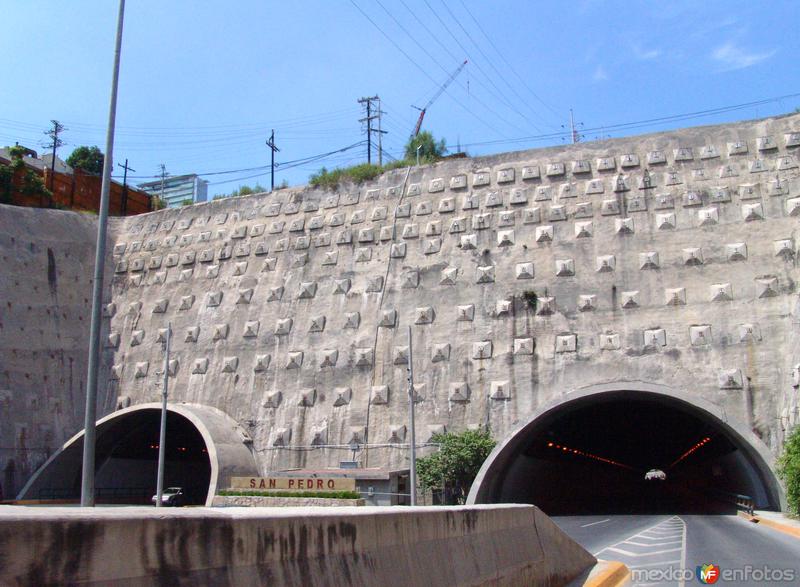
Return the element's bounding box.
[668,436,713,469]
[546,441,636,471]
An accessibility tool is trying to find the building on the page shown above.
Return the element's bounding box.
[0,145,153,216]
[137,174,208,207]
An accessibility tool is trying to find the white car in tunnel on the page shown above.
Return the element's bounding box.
[151,487,185,507]
[644,469,666,481]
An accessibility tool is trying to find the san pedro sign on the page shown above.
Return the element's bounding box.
[230,476,356,492]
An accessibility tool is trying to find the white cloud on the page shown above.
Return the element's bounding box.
[711,42,775,71]
[593,65,608,81]
[637,48,662,61]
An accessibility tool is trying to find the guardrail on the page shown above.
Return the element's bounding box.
[707,489,754,515]
[37,487,152,502]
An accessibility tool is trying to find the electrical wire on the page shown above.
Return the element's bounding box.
[456,0,562,122]
[347,0,507,138]
[375,0,531,134]
[421,0,545,133]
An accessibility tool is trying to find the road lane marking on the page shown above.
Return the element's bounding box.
[607,546,682,557]
[625,540,682,547]
[594,516,687,586]
[679,516,687,587]
[581,518,611,528]
[628,560,682,569]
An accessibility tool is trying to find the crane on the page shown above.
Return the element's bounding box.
[411,59,468,137]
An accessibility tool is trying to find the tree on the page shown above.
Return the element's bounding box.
[66,146,104,174]
[0,145,52,205]
[404,131,446,163]
[778,425,800,515]
[416,428,496,504]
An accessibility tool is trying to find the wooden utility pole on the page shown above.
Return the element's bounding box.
[42,120,66,200]
[266,129,279,191]
[117,159,135,216]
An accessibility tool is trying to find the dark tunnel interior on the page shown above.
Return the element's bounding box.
[93,411,211,504]
[490,393,778,515]
[28,410,211,505]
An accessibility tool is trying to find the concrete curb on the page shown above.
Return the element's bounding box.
[738,511,800,539]
[568,560,630,587]
[579,560,631,587]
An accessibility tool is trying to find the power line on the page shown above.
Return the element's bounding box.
[374,0,527,135]
[458,92,800,149]
[347,0,506,138]
[207,140,369,186]
[456,0,561,123]
[420,0,544,133]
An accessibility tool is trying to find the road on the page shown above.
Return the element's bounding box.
[553,514,800,586]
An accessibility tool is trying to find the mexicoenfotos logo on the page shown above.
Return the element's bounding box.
[696,563,721,584]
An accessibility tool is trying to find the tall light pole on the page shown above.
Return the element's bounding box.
[155,323,171,507]
[81,0,125,507]
[407,326,418,506]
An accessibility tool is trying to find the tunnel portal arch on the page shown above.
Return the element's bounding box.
[467,382,784,514]
[18,403,258,506]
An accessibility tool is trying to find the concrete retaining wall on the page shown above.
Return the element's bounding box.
[0,504,596,586]
[212,494,365,507]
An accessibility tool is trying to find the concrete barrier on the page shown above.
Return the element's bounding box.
[0,504,596,586]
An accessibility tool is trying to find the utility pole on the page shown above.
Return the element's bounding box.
[569,109,584,144]
[155,322,171,508]
[42,120,66,194]
[376,97,385,167]
[117,159,135,216]
[158,163,168,207]
[358,96,386,165]
[406,326,418,506]
[266,129,279,191]
[81,0,125,508]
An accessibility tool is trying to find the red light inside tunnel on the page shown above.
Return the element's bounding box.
[546,441,635,470]
[669,436,713,469]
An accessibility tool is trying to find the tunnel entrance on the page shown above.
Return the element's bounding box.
[20,408,211,505]
[92,410,211,505]
[469,388,782,515]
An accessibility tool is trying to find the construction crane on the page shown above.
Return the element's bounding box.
[411,59,468,137]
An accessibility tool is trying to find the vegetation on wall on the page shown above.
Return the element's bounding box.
[778,425,800,515]
[308,132,448,191]
[212,182,278,200]
[0,145,52,205]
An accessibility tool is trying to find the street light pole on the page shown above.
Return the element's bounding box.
[407,326,417,506]
[81,0,125,507]
[155,323,171,507]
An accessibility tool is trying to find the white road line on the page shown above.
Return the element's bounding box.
[678,516,687,587]
[592,516,674,557]
[628,560,682,569]
[593,515,688,587]
[607,546,682,557]
[625,540,683,547]
[581,518,611,528]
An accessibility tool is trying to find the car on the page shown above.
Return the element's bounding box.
[151,487,185,507]
[645,469,667,481]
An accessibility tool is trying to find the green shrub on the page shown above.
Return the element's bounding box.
[417,428,496,504]
[218,489,361,500]
[778,425,800,515]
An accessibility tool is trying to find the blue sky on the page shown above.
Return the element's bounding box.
[1,1,798,197]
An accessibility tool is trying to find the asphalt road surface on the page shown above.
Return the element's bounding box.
[553,514,800,586]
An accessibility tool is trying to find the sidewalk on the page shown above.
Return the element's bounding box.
[739,510,800,539]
